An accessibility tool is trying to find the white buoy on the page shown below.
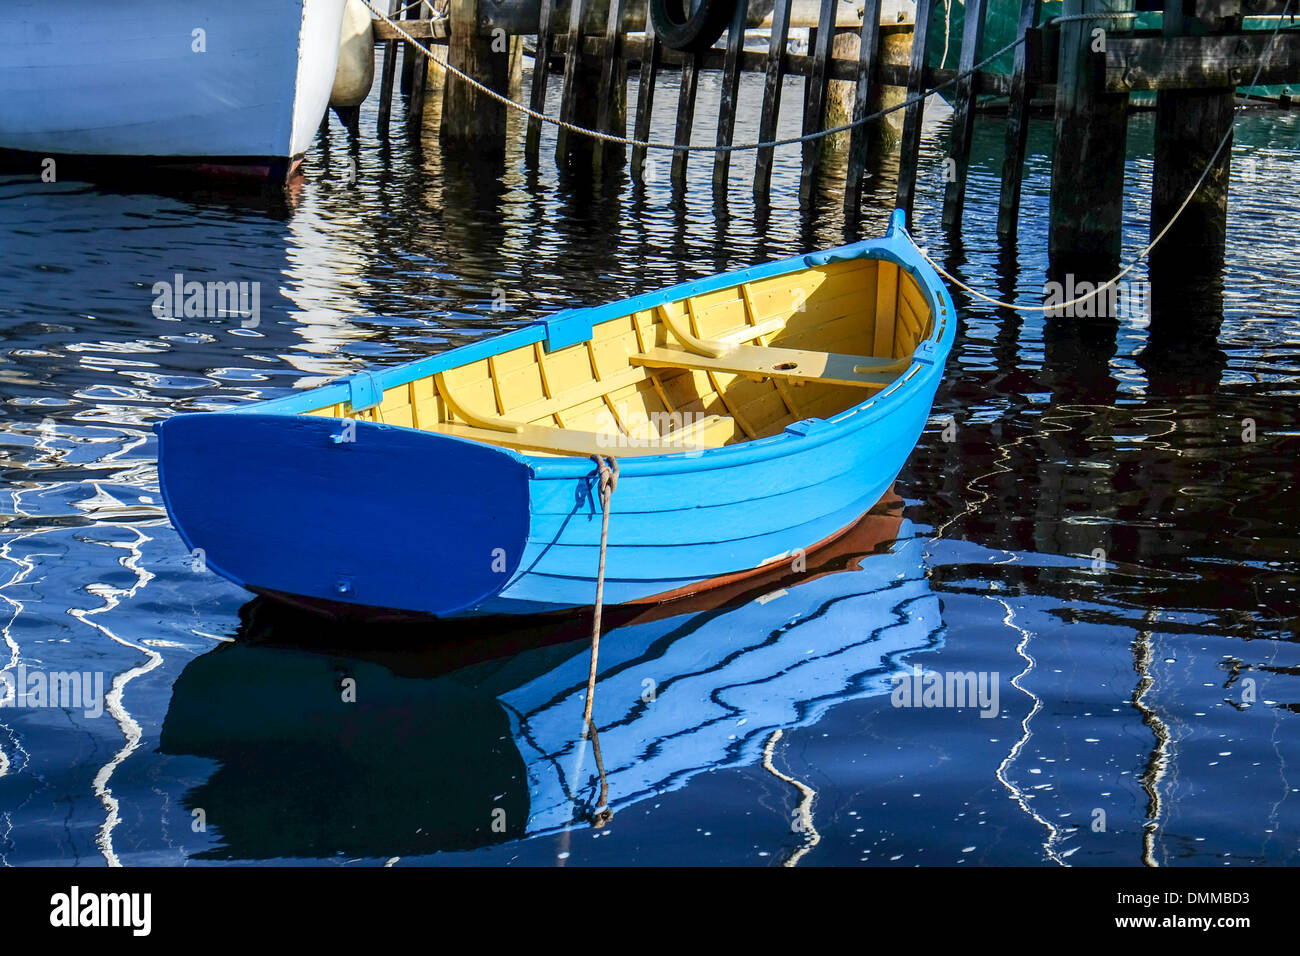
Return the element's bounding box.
[330,0,375,127]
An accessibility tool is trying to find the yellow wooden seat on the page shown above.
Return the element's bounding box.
[629,344,910,389]
[426,413,733,458]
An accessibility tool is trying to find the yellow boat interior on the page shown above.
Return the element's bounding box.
[305,257,937,457]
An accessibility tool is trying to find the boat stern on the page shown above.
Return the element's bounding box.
[157,412,533,616]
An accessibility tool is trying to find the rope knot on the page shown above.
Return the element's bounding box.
[591,454,619,503]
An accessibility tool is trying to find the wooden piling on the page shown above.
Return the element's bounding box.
[555,0,591,161]
[508,35,526,94]
[401,1,425,94]
[941,0,989,230]
[672,52,705,185]
[409,10,430,130]
[713,0,752,189]
[442,0,511,151]
[630,15,662,183]
[377,0,403,137]
[1150,0,1238,270]
[896,0,936,226]
[798,0,840,201]
[843,0,885,213]
[592,0,629,173]
[1049,0,1134,271]
[754,0,795,196]
[997,0,1042,239]
[525,0,560,163]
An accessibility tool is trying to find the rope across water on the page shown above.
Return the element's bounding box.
[360,1,1294,314]
[911,0,1295,314]
[360,0,1128,152]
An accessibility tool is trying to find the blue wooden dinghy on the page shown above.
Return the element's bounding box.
[157,209,955,618]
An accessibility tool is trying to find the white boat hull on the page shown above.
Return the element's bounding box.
[0,0,348,174]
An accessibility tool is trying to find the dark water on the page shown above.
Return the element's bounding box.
[1,64,1297,867]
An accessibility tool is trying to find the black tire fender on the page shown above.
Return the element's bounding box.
[649,0,741,54]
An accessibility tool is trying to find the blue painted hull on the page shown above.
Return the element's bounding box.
[156,210,956,618]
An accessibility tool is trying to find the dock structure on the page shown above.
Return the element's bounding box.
[370,0,1300,268]
[374,0,917,202]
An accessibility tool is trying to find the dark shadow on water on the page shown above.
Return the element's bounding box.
[1138,263,1228,396]
[0,151,303,219]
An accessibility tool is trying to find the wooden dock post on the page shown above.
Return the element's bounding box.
[712,0,752,190]
[401,1,425,94]
[1149,0,1239,271]
[555,0,625,167]
[843,0,885,213]
[408,13,431,129]
[525,0,560,163]
[442,0,511,152]
[630,15,663,183]
[798,0,840,201]
[555,0,591,161]
[896,0,936,227]
[377,0,403,137]
[592,0,629,174]
[1049,0,1134,271]
[754,0,795,197]
[997,0,1043,239]
[941,0,989,230]
[672,51,705,186]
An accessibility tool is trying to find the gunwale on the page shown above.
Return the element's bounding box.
[225,216,954,480]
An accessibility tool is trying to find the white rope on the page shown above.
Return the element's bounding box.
[913,0,1295,314]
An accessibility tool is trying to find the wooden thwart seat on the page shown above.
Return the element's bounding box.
[426,414,732,458]
[630,344,910,389]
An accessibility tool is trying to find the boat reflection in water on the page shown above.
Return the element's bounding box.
[158,491,943,860]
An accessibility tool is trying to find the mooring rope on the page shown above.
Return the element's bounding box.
[912,0,1296,314]
[583,455,618,730]
[576,454,617,828]
[360,0,1124,151]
